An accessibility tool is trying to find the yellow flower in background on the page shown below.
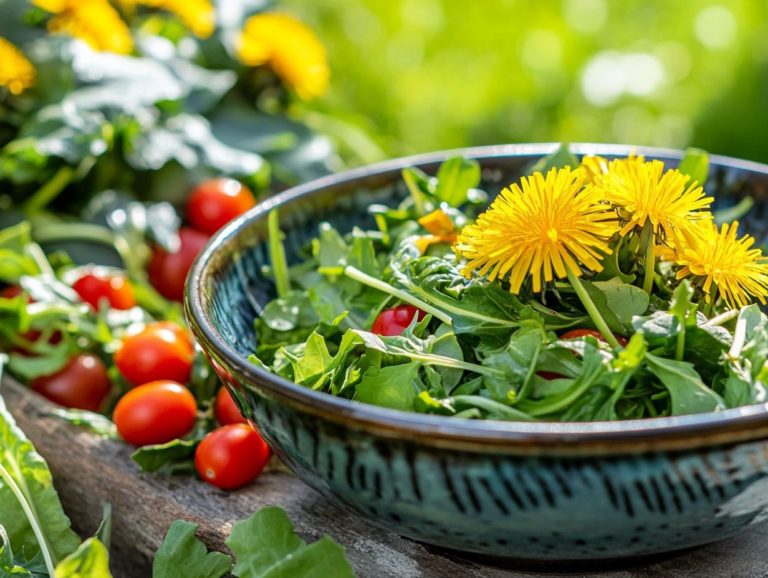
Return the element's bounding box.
[237,12,329,100]
[660,220,768,310]
[130,0,215,38]
[579,155,609,183]
[415,209,457,254]
[38,0,134,54]
[455,167,618,294]
[0,37,36,94]
[592,157,712,237]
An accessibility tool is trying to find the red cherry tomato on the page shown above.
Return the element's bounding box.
[194,424,271,489]
[73,271,136,310]
[371,305,427,336]
[114,322,194,386]
[186,178,256,235]
[560,328,629,346]
[30,354,111,411]
[215,387,247,425]
[1,286,27,300]
[113,380,197,446]
[147,228,210,301]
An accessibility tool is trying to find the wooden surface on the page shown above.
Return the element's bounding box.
[4,378,768,578]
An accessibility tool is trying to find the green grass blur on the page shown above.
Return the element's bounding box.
[286,0,768,164]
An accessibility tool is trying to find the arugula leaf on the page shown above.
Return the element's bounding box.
[677,147,709,187]
[355,362,421,411]
[53,538,112,578]
[131,438,199,474]
[49,409,119,440]
[528,144,579,174]
[645,353,725,415]
[226,507,355,578]
[434,157,481,207]
[153,521,231,578]
[582,278,649,333]
[0,360,81,571]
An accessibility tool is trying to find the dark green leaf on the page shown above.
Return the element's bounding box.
[528,144,578,174]
[131,438,199,474]
[355,362,420,411]
[645,353,724,415]
[153,521,231,578]
[226,506,354,578]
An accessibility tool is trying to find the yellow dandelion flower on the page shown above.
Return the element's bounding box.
[237,12,329,100]
[455,167,619,294]
[132,0,215,38]
[592,157,712,237]
[41,0,134,54]
[0,37,36,95]
[414,209,457,254]
[579,155,609,183]
[660,220,768,310]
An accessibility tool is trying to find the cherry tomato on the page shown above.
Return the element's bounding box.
[371,305,427,336]
[113,380,197,446]
[147,228,210,301]
[560,328,629,346]
[29,354,111,411]
[215,387,247,425]
[73,271,136,310]
[186,178,256,235]
[1,286,27,300]
[114,322,194,386]
[194,424,271,489]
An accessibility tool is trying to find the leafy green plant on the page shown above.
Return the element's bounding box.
[153,507,355,578]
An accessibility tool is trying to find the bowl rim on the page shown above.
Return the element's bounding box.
[186,143,768,453]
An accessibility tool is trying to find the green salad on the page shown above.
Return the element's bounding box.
[250,148,768,422]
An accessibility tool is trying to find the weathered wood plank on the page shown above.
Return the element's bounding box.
[3,378,768,577]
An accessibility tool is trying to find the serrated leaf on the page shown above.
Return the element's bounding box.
[153,521,231,578]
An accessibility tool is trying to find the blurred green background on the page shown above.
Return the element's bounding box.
[288,0,768,164]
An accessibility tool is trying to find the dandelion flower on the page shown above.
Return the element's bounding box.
[592,157,712,237]
[415,209,457,254]
[579,155,609,183]
[128,0,215,38]
[455,167,618,293]
[0,37,36,95]
[237,12,329,100]
[41,0,134,54]
[661,220,768,310]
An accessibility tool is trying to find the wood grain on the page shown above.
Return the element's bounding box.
[3,378,767,578]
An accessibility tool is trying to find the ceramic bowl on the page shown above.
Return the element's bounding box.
[186,144,768,560]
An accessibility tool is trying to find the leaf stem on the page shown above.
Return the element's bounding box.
[675,322,685,361]
[566,268,621,349]
[0,462,56,575]
[642,225,655,295]
[402,169,426,215]
[344,266,453,325]
[703,308,739,327]
[268,210,290,299]
[23,166,75,214]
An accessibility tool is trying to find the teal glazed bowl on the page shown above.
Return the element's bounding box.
[186,144,768,560]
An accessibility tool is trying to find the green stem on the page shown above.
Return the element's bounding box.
[703,284,718,318]
[344,266,453,325]
[403,352,502,377]
[566,268,621,349]
[642,227,655,295]
[703,308,739,327]
[268,210,290,299]
[451,395,534,421]
[23,166,75,214]
[0,463,56,575]
[675,322,685,361]
[402,169,427,215]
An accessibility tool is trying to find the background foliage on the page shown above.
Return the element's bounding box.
[289,0,768,163]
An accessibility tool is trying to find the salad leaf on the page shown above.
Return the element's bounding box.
[226,507,355,578]
[645,353,725,415]
[0,358,81,571]
[49,409,119,440]
[434,156,480,207]
[153,521,231,578]
[677,147,709,187]
[528,144,579,174]
[355,362,420,411]
[131,438,199,474]
[53,538,111,578]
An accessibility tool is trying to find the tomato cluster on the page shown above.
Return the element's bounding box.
[2,178,266,491]
[148,179,256,301]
